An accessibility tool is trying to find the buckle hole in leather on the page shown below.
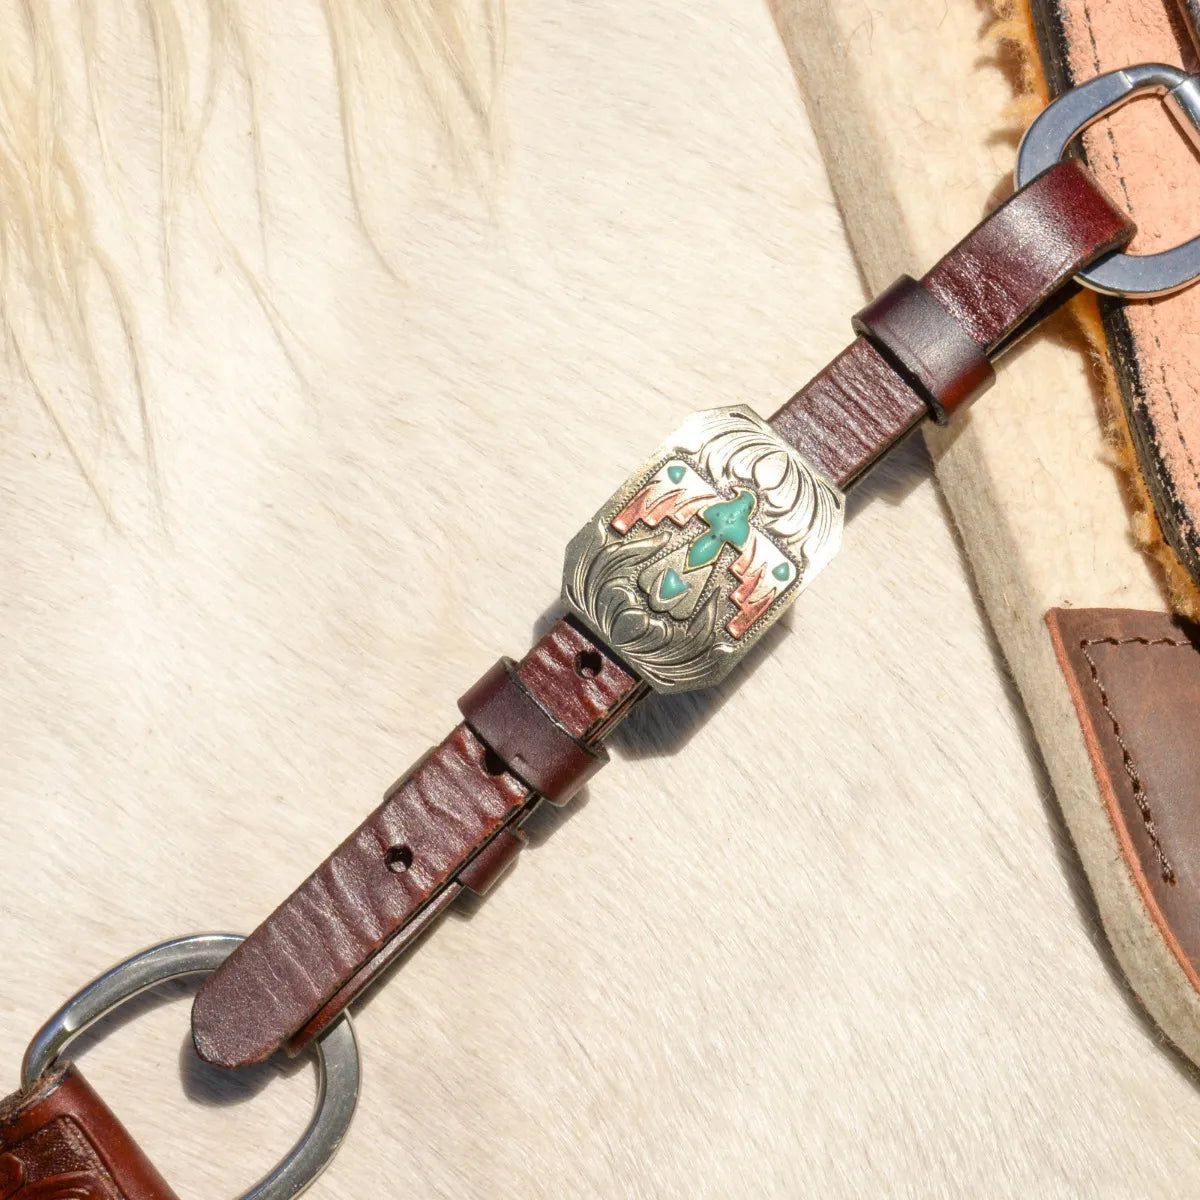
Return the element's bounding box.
[574,650,603,678]
[482,747,507,776]
[384,845,414,873]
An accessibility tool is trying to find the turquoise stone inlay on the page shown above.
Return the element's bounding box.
[772,562,790,581]
[667,463,686,484]
[659,568,689,600]
[685,489,755,571]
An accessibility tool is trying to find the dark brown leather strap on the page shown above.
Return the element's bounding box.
[769,158,1134,484]
[191,156,1135,1071]
[767,337,929,489]
[191,618,644,1068]
[0,1065,179,1200]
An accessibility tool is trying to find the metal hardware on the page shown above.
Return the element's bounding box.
[563,404,845,693]
[22,933,360,1200]
[1016,62,1200,297]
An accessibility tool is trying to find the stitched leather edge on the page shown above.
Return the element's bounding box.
[1045,608,1200,997]
[1075,635,1180,885]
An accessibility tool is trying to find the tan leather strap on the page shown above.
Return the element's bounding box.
[1033,0,1200,605]
[191,158,1134,1071]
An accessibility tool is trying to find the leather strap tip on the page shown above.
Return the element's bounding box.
[191,986,278,1071]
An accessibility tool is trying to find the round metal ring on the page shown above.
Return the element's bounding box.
[21,933,359,1200]
[1015,63,1200,297]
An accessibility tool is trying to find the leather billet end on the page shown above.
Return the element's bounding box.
[191,619,641,1070]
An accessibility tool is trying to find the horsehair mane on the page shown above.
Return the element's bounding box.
[0,0,503,519]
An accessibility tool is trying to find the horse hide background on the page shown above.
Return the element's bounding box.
[2,1,1200,1196]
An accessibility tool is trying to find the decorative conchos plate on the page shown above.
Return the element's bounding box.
[562,405,845,693]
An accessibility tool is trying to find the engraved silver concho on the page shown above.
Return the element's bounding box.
[562,405,845,693]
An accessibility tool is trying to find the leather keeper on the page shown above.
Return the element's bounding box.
[852,274,994,423]
[459,657,607,805]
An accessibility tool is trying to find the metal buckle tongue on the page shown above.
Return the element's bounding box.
[1016,62,1200,297]
[21,933,360,1200]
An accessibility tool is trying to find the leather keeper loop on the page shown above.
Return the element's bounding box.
[459,657,607,804]
[853,274,994,424]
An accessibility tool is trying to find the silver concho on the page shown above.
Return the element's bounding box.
[562,405,845,693]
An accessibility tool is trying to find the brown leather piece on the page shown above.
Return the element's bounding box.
[769,159,1134,485]
[853,274,994,423]
[458,657,606,804]
[1031,0,1200,599]
[0,1065,179,1200]
[192,618,643,1069]
[1047,607,1200,993]
[514,619,639,741]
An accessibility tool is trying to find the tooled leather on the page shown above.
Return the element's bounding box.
[1047,607,1200,992]
[1031,0,1200,595]
[769,159,1133,486]
[191,618,642,1069]
[0,1066,179,1200]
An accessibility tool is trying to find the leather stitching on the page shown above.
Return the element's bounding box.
[1078,634,1192,886]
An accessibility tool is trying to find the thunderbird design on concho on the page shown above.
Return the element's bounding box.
[563,405,845,693]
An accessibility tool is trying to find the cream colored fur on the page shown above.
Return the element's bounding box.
[2,2,1199,1197]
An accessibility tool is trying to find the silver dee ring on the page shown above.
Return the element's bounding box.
[1016,62,1200,297]
[21,933,360,1200]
